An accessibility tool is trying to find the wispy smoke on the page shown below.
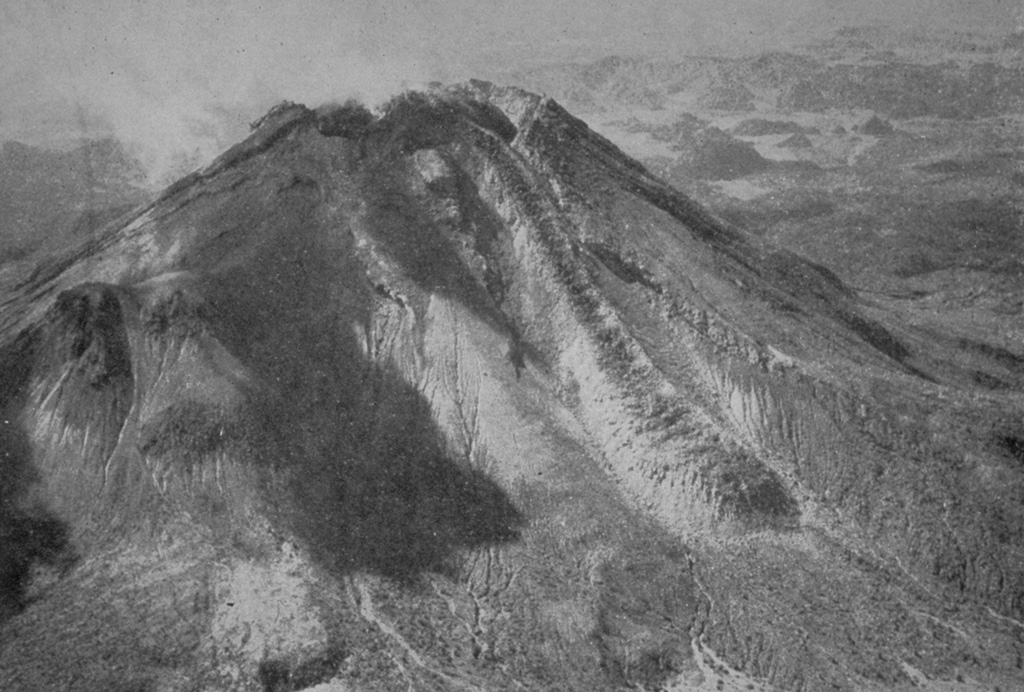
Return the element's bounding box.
[1,0,429,185]
[1,0,1017,185]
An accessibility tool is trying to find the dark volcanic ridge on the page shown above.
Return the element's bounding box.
[1,82,1023,692]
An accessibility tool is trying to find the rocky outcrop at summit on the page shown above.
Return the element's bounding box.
[1,82,1023,692]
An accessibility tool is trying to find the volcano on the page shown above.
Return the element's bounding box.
[1,82,1023,692]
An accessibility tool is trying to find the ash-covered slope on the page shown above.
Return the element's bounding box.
[1,83,1023,692]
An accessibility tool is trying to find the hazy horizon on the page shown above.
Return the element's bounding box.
[3,0,1020,183]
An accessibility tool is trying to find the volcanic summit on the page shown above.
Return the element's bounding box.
[1,82,1022,692]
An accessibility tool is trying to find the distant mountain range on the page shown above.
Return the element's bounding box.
[504,39,1024,119]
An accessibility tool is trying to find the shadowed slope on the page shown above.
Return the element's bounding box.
[0,333,71,618]
[0,85,1021,691]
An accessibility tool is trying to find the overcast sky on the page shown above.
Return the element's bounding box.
[2,0,1018,180]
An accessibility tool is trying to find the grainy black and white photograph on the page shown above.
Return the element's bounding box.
[1,2,1022,690]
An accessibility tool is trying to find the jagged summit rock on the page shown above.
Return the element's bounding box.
[1,83,1023,692]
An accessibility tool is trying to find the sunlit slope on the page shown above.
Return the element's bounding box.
[0,84,1021,691]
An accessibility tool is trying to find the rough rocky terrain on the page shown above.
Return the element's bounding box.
[1,82,1022,691]
[503,29,1023,380]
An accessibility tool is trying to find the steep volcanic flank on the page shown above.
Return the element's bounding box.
[1,83,1023,691]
